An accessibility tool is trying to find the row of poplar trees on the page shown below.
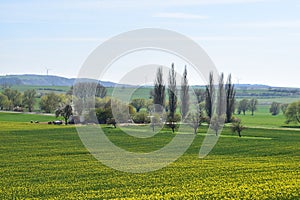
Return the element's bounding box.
[152,63,236,126]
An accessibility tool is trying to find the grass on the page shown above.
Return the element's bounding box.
[9,85,70,93]
[0,112,55,123]
[0,112,299,199]
[233,105,300,128]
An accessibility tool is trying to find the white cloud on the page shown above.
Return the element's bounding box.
[229,20,300,29]
[192,36,263,41]
[153,12,208,20]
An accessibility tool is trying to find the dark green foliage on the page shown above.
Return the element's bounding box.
[217,73,226,117]
[107,118,117,128]
[96,107,113,124]
[153,67,165,113]
[225,74,236,122]
[55,104,73,125]
[205,72,214,119]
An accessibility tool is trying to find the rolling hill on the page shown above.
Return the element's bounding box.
[0,74,117,87]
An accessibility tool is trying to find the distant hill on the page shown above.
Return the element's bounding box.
[0,74,299,91]
[0,74,117,87]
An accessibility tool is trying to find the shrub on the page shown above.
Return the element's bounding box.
[132,112,150,124]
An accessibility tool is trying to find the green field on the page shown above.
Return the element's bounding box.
[1,85,70,93]
[0,111,299,199]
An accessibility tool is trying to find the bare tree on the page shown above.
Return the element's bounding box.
[181,66,189,119]
[187,106,205,135]
[231,118,245,137]
[168,63,177,119]
[153,67,165,113]
[225,74,236,122]
[210,115,225,136]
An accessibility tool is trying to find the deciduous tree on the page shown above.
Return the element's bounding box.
[23,89,36,112]
[248,98,258,116]
[55,104,73,125]
[269,102,281,116]
[285,100,300,124]
[40,93,64,113]
[130,98,146,112]
[2,88,22,110]
[237,99,249,115]
[0,93,10,110]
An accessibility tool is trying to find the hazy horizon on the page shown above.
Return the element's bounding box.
[1,73,300,89]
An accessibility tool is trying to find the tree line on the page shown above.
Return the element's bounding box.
[1,65,299,128]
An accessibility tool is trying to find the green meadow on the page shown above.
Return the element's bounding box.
[0,108,299,199]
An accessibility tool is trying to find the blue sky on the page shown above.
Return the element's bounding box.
[0,0,300,87]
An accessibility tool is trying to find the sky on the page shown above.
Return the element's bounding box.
[0,0,300,87]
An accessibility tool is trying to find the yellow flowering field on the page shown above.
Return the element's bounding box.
[0,121,299,199]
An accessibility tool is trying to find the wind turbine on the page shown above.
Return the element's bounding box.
[46,68,52,76]
[236,77,241,85]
